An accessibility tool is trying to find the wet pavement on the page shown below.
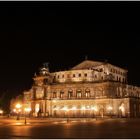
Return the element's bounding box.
[0,118,140,138]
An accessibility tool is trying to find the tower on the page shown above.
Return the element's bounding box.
[33,62,51,86]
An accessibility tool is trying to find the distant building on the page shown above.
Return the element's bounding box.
[23,60,140,118]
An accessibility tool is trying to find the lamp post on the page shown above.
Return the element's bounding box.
[15,103,22,120]
[24,108,31,125]
[91,106,98,120]
[0,109,3,116]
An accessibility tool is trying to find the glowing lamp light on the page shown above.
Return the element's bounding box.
[15,103,22,109]
[52,100,56,103]
[72,106,77,110]
[53,107,59,110]
[81,106,86,110]
[87,106,90,109]
[24,108,31,113]
[0,109,3,114]
[107,106,113,111]
[62,106,68,111]
[91,106,98,111]
[13,109,16,112]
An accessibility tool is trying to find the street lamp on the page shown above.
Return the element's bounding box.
[15,103,22,120]
[91,106,98,119]
[0,109,3,116]
[24,107,31,125]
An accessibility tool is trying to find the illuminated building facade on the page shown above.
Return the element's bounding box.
[23,60,140,118]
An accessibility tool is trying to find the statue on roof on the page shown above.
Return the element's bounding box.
[43,62,49,68]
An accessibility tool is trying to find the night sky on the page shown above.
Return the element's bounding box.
[0,2,140,100]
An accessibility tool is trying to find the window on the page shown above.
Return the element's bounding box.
[119,77,121,82]
[85,89,90,98]
[73,74,75,77]
[79,73,81,77]
[62,74,64,78]
[76,90,82,98]
[68,90,73,98]
[53,92,57,98]
[67,74,70,78]
[60,91,64,98]
[84,73,87,77]
[95,75,97,78]
[57,75,59,79]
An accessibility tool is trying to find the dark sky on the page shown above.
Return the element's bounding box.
[0,2,140,97]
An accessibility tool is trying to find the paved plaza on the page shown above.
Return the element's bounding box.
[0,117,140,138]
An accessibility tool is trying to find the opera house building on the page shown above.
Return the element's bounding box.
[23,60,140,118]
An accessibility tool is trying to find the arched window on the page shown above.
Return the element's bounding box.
[76,89,82,98]
[85,89,90,98]
[73,74,75,77]
[95,75,97,79]
[53,92,57,98]
[79,73,81,77]
[84,73,87,77]
[60,91,64,98]
[119,77,121,82]
[68,90,73,99]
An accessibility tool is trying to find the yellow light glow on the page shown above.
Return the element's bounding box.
[87,106,90,108]
[52,100,56,103]
[24,108,31,112]
[62,106,68,111]
[0,110,3,114]
[72,106,77,110]
[91,106,98,111]
[81,106,86,110]
[107,106,113,111]
[13,109,16,112]
[15,103,22,109]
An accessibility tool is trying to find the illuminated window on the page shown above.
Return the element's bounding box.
[76,90,82,98]
[35,103,40,113]
[85,89,90,98]
[60,91,64,98]
[68,90,73,98]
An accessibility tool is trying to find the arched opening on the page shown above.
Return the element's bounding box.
[76,89,82,98]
